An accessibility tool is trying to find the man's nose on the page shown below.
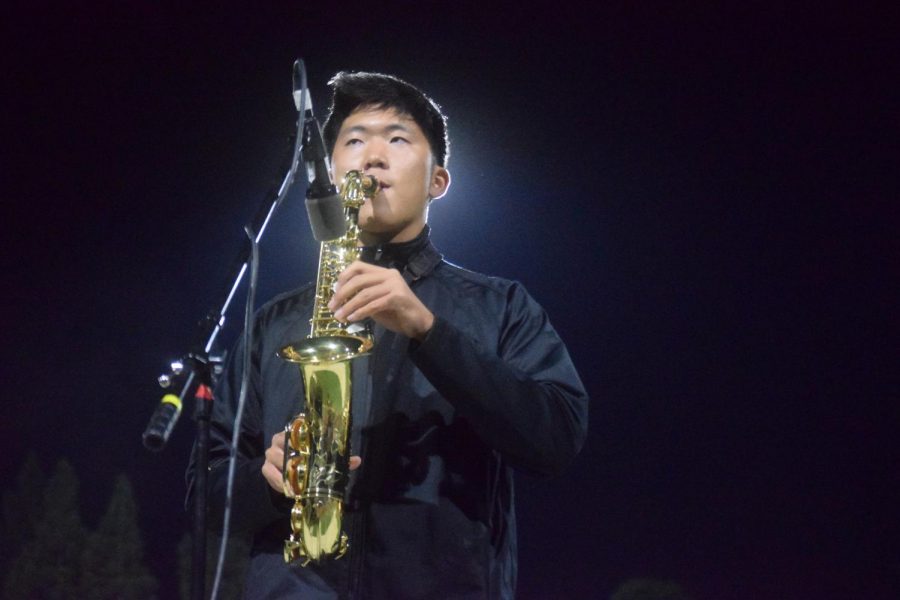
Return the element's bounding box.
[363,141,388,171]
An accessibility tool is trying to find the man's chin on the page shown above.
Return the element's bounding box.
[357,219,391,243]
[358,215,385,234]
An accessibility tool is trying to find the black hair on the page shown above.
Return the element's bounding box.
[323,71,449,167]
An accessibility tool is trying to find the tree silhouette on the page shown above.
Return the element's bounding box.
[611,578,693,600]
[4,459,86,599]
[79,474,158,599]
[1,452,45,580]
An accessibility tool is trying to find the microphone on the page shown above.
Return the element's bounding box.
[302,116,347,241]
[142,393,183,451]
[293,64,346,242]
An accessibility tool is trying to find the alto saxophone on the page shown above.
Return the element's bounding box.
[278,170,378,564]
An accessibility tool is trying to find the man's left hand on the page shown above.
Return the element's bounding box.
[328,261,434,341]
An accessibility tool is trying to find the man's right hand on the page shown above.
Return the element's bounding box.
[262,431,362,495]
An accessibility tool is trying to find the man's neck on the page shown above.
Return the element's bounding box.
[359,224,426,247]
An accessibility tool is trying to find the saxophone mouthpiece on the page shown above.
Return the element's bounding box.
[361,174,378,195]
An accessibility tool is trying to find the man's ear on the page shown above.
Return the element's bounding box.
[429,166,451,201]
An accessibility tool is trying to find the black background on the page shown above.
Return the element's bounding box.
[2,2,898,598]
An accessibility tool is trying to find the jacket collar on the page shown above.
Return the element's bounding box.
[360,225,443,283]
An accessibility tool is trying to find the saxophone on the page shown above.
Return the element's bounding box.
[278,170,378,564]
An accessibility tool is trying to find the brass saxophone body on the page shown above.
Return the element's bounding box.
[278,170,378,564]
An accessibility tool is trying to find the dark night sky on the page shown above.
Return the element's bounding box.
[2,2,898,599]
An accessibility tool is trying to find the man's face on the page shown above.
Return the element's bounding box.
[331,106,449,245]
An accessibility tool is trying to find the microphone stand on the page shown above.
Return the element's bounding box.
[142,109,306,600]
[142,59,311,600]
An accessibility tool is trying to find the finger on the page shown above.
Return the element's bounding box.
[338,267,405,313]
[335,282,391,322]
[343,290,393,323]
[265,445,284,469]
[333,267,386,301]
[261,462,285,493]
[266,435,285,467]
[334,261,372,290]
[342,270,406,320]
[333,261,394,302]
[330,272,389,315]
[329,268,365,310]
[349,456,362,471]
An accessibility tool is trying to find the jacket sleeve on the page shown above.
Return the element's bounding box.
[408,282,589,477]
[184,326,290,536]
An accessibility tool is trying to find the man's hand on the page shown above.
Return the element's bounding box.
[262,431,362,495]
[328,261,434,341]
[262,432,288,493]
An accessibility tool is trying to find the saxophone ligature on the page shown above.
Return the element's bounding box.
[278,170,378,564]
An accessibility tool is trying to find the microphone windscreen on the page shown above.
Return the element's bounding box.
[306,194,347,241]
[294,88,312,113]
[142,394,182,452]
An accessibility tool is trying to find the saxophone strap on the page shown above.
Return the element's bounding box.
[360,225,444,285]
[403,239,443,284]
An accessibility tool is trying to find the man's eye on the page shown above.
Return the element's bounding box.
[345,138,363,146]
[390,136,409,144]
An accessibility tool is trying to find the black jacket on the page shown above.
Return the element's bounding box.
[187,228,589,599]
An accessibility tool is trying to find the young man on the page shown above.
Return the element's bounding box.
[188,71,589,599]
